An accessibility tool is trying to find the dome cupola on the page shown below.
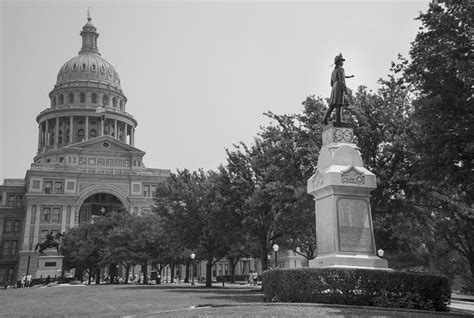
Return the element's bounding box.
[35,13,138,164]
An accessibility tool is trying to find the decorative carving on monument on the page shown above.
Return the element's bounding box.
[341,166,365,185]
[334,128,354,143]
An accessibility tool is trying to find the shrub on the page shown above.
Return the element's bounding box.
[263,267,450,312]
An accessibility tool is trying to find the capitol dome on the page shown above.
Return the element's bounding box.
[52,15,122,90]
[56,53,121,87]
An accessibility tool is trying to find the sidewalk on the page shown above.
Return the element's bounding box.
[450,293,474,315]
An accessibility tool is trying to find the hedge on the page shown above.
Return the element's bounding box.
[263,267,450,312]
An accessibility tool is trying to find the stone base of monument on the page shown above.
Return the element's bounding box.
[307,122,389,270]
[36,250,63,279]
[309,253,388,269]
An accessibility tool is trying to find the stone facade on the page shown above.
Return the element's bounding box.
[0,16,170,282]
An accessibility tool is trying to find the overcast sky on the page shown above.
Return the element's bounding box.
[0,0,428,181]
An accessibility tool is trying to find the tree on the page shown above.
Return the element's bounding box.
[61,212,127,284]
[153,168,242,287]
[400,0,473,286]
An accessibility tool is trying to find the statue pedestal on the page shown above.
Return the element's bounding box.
[307,123,388,269]
[36,250,63,279]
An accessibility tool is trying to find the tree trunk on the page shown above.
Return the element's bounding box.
[184,261,190,283]
[230,257,238,283]
[95,268,101,284]
[206,255,213,287]
[142,260,148,285]
[124,265,130,284]
[170,264,175,283]
[109,263,117,284]
[261,251,269,271]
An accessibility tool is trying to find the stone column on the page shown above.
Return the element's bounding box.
[60,205,67,233]
[131,127,135,146]
[45,119,49,146]
[54,117,59,148]
[32,206,41,246]
[38,123,42,150]
[22,205,33,250]
[124,123,128,143]
[70,206,76,228]
[307,123,388,269]
[114,119,118,139]
[69,116,73,143]
[85,116,89,140]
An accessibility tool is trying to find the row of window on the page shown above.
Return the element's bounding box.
[41,207,62,223]
[3,218,21,234]
[62,61,117,79]
[44,180,64,194]
[51,92,124,109]
[6,195,22,207]
[143,184,157,198]
[1,240,18,258]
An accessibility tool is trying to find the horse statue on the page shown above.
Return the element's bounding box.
[35,232,65,256]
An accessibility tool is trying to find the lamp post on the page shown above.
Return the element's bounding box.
[273,244,279,269]
[190,253,195,285]
[377,248,384,258]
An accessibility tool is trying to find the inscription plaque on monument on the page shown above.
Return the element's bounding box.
[337,198,374,253]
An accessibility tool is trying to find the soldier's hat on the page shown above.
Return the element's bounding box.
[334,53,345,64]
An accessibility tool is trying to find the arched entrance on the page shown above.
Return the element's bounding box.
[78,193,125,224]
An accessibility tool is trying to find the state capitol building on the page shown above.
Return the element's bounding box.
[0,16,171,282]
[1,16,302,284]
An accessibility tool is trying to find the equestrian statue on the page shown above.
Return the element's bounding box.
[35,231,65,256]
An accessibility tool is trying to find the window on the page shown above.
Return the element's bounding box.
[54,181,63,194]
[12,220,20,233]
[112,97,117,108]
[44,181,53,194]
[91,93,97,104]
[119,100,123,110]
[52,207,61,223]
[4,220,12,233]
[68,92,74,104]
[102,95,109,107]
[58,94,64,105]
[2,241,10,257]
[143,185,150,197]
[80,92,86,103]
[89,129,97,138]
[7,194,22,207]
[42,207,51,222]
[10,241,17,257]
[77,129,84,141]
[52,96,56,107]
[45,180,63,194]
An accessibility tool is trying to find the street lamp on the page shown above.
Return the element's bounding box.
[272,244,279,269]
[377,248,384,258]
[190,253,196,285]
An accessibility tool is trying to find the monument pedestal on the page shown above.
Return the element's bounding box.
[307,123,388,270]
[36,250,64,278]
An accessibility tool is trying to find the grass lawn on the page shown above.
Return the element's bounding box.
[0,283,468,317]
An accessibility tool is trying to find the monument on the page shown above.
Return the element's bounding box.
[307,53,387,269]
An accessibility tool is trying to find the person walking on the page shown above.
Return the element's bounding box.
[322,53,354,125]
[21,274,26,288]
[26,274,32,288]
